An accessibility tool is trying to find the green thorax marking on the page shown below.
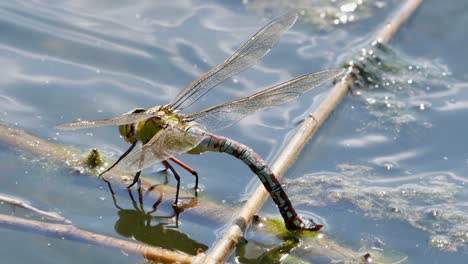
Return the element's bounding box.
[117,106,189,145]
[136,107,185,144]
[137,118,162,144]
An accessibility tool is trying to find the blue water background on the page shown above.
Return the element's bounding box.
[0,0,466,263]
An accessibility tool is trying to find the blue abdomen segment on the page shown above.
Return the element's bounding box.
[196,132,315,230]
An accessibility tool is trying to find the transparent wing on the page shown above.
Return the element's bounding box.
[187,68,345,131]
[116,126,206,172]
[56,111,159,130]
[169,12,298,110]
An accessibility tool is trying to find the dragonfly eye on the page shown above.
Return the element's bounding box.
[118,124,136,144]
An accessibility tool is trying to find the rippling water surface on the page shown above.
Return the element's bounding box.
[0,0,466,263]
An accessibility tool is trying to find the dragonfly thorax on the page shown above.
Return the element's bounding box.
[117,106,186,145]
[135,118,163,144]
[138,107,185,144]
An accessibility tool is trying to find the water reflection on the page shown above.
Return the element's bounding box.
[236,217,397,264]
[235,236,301,264]
[102,179,208,254]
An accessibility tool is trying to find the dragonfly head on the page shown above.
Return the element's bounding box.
[118,108,146,144]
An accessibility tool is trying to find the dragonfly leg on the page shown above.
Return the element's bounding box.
[137,185,144,211]
[147,194,163,215]
[127,170,142,188]
[127,187,142,212]
[168,157,199,195]
[101,178,124,210]
[128,146,146,188]
[99,142,137,177]
[162,160,181,206]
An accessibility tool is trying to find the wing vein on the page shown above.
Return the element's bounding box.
[187,68,345,131]
[169,12,298,110]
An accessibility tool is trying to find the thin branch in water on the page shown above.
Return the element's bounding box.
[0,194,71,224]
[0,213,202,264]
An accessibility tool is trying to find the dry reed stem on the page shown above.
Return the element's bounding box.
[0,214,201,263]
[0,194,70,223]
[204,0,423,263]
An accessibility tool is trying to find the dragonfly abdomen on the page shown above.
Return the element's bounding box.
[198,132,317,230]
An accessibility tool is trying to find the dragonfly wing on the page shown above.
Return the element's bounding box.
[116,126,206,172]
[169,12,298,110]
[187,68,345,131]
[56,111,159,130]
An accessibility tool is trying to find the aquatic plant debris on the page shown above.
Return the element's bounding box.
[287,166,468,251]
[246,0,395,28]
[82,148,104,169]
[345,42,451,132]
[240,216,407,263]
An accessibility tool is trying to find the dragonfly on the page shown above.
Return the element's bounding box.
[58,12,344,231]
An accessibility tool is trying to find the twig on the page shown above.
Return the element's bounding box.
[0,194,70,223]
[0,214,202,263]
[204,0,424,263]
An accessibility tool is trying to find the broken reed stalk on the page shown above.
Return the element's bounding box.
[203,0,424,263]
[0,195,201,262]
[0,214,201,263]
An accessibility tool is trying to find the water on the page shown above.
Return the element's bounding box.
[0,0,467,263]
